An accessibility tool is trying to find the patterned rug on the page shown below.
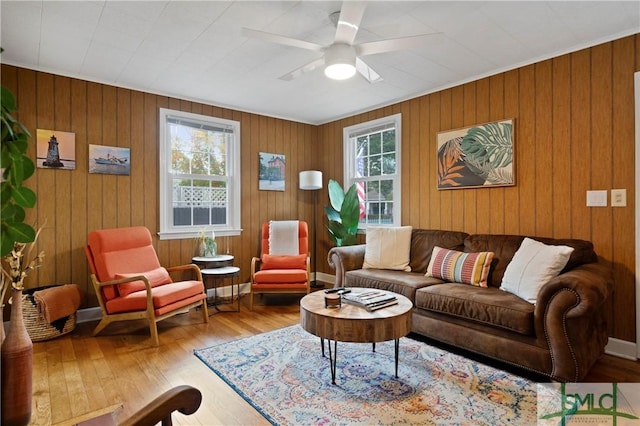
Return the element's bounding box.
[194,325,537,425]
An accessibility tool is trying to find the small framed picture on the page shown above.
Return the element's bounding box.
[89,144,131,175]
[259,152,285,191]
[36,129,76,170]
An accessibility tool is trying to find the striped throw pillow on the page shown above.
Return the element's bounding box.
[426,246,494,287]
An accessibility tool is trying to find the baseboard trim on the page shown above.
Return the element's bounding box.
[316,272,335,286]
[77,307,102,323]
[605,337,638,360]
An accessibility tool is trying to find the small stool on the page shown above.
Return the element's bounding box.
[201,266,241,312]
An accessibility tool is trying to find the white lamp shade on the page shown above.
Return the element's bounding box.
[299,170,323,190]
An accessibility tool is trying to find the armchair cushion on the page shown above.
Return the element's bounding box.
[115,267,173,297]
[260,254,307,270]
[105,280,205,314]
[253,269,308,284]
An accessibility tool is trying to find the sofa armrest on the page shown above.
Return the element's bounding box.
[535,262,612,319]
[533,261,613,381]
[327,244,366,288]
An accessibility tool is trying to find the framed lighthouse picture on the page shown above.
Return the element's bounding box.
[36,129,76,170]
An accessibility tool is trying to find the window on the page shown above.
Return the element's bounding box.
[343,113,402,228]
[159,108,241,240]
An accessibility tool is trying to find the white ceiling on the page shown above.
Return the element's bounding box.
[1,1,639,125]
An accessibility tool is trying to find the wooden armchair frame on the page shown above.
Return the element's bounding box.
[85,227,209,346]
[120,385,202,426]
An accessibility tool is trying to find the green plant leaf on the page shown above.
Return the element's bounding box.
[341,233,357,246]
[324,206,340,222]
[1,230,15,256]
[1,201,17,220]
[327,179,345,211]
[12,204,26,223]
[1,86,17,111]
[11,183,36,208]
[21,154,35,181]
[5,221,36,243]
[341,185,360,230]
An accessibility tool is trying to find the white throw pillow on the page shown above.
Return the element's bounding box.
[501,237,574,304]
[363,226,413,271]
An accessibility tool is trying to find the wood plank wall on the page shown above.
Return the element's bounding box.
[317,35,639,342]
[1,64,318,308]
[2,34,637,342]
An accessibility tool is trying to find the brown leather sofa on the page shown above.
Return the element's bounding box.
[328,229,613,382]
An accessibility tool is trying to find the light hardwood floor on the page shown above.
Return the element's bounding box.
[29,292,640,425]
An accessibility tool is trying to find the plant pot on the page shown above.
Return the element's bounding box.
[1,289,33,426]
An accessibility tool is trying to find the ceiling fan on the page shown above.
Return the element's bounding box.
[242,1,442,83]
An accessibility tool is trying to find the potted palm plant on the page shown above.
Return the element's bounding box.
[324,179,361,247]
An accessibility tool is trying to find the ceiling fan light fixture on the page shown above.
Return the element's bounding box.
[325,62,356,80]
[324,44,356,80]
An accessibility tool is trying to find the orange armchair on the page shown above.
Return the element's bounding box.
[250,221,311,310]
[85,226,208,346]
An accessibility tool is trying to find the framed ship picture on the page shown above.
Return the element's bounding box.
[89,144,131,175]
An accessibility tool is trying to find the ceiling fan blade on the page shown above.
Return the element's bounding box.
[242,27,324,52]
[356,33,444,57]
[278,58,325,81]
[355,57,383,83]
[334,1,366,45]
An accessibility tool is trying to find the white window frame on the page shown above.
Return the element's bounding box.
[158,108,241,240]
[343,113,402,229]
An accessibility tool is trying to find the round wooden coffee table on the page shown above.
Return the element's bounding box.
[299,288,412,384]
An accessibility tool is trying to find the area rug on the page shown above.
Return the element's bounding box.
[194,325,537,425]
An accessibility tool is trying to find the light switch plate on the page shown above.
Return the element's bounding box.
[611,189,627,207]
[586,190,608,207]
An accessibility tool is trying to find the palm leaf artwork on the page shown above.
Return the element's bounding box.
[461,122,513,183]
[437,120,514,189]
[437,137,465,187]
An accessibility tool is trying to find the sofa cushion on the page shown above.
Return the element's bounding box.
[463,234,597,287]
[363,226,413,271]
[409,230,469,273]
[415,283,535,335]
[345,269,443,301]
[500,238,574,304]
[426,247,494,287]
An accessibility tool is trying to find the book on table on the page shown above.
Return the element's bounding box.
[341,291,398,311]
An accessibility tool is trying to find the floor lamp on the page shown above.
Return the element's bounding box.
[299,170,323,288]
